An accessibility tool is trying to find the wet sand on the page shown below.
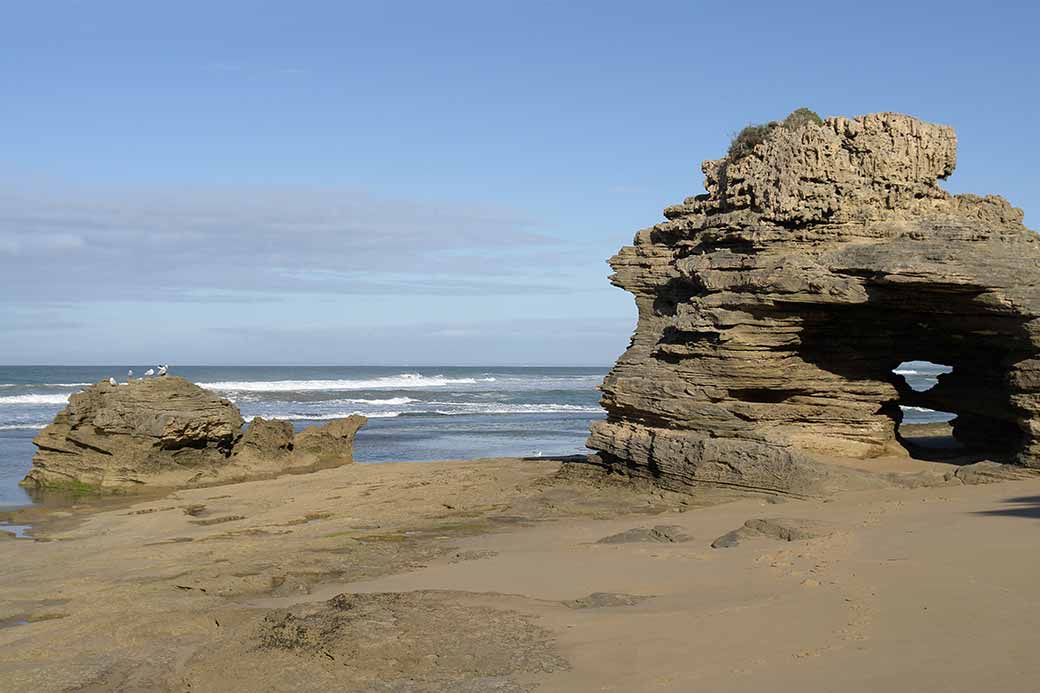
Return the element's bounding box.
[2,451,1040,691]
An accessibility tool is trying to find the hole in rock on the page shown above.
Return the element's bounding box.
[788,286,1032,465]
[893,360,952,393]
[892,361,961,456]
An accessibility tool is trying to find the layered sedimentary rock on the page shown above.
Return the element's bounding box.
[588,112,1040,495]
[23,377,366,492]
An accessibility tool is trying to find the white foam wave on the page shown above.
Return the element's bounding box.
[244,412,401,422]
[894,368,951,377]
[340,397,418,405]
[200,374,494,392]
[240,402,603,421]
[427,404,604,415]
[0,423,47,430]
[0,394,70,405]
[0,382,89,389]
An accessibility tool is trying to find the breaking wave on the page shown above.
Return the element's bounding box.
[424,403,603,415]
[200,374,495,392]
[244,412,401,421]
[243,403,604,422]
[0,394,70,406]
[0,383,89,389]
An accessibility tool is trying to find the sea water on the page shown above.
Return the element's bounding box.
[0,363,954,507]
[0,366,607,507]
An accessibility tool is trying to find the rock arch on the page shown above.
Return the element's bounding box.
[588,112,1040,495]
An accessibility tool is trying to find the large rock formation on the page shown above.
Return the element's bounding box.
[589,111,1040,495]
[23,377,366,493]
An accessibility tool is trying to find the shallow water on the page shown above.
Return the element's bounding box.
[0,523,31,538]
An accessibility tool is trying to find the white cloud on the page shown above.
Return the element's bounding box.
[0,178,599,302]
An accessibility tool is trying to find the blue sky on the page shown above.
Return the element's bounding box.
[1,1,1036,365]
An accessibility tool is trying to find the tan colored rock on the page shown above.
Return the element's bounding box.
[293,415,368,467]
[231,418,295,462]
[23,379,367,493]
[24,377,241,492]
[589,111,1040,495]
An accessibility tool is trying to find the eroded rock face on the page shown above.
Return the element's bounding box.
[589,112,1040,495]
[230,418,295,463]
[23,378,366,492]
[293,416,369,467]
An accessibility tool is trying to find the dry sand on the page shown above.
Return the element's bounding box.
[2,451,1040,691]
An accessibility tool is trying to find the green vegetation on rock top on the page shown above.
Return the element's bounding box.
[728,107,824,160]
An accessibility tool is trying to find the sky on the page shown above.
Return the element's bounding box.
[1,1,1037,365]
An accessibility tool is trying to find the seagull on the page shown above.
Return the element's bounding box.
[108,377,117,386]
[144,368,155,377]
[127,369,134,381]
[157,364,168,377]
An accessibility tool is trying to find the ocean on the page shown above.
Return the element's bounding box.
[0,366,607,507]
[0,362,954,508]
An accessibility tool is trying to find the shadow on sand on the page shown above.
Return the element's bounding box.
[975,495,1040,519]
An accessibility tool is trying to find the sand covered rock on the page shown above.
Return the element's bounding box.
[711,517,837,548]
[589,111,1040,495]
[595,524,690,544]
[22,378,366,493]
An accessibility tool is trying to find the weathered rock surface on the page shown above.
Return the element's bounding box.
[589,111,1040,495]
[595,524,690,544]
[292,416,368,467]
[22,378,366,492]
[950,460,1038,485]
[231,417,295,462]
[562,593,654,609]
[222,591,568,691]
[711,517,836,549]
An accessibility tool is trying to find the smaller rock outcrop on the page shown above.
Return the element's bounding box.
[711,518,836,549]
[293,416,369,467]
[230,418,295,464]
[22,378,367,493]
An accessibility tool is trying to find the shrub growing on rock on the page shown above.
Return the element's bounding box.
[782,107,823,129]
[728,107,823,160]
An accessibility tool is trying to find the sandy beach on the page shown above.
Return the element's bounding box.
[3,446,1039,692]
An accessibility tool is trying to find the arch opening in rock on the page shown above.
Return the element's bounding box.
[891,361,960,456]
[790,284,1030,463]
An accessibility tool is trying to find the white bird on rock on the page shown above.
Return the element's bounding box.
[157,364,168,377]
[127,369,134,381]
[108,377,117,386]
[144,368,155,377]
